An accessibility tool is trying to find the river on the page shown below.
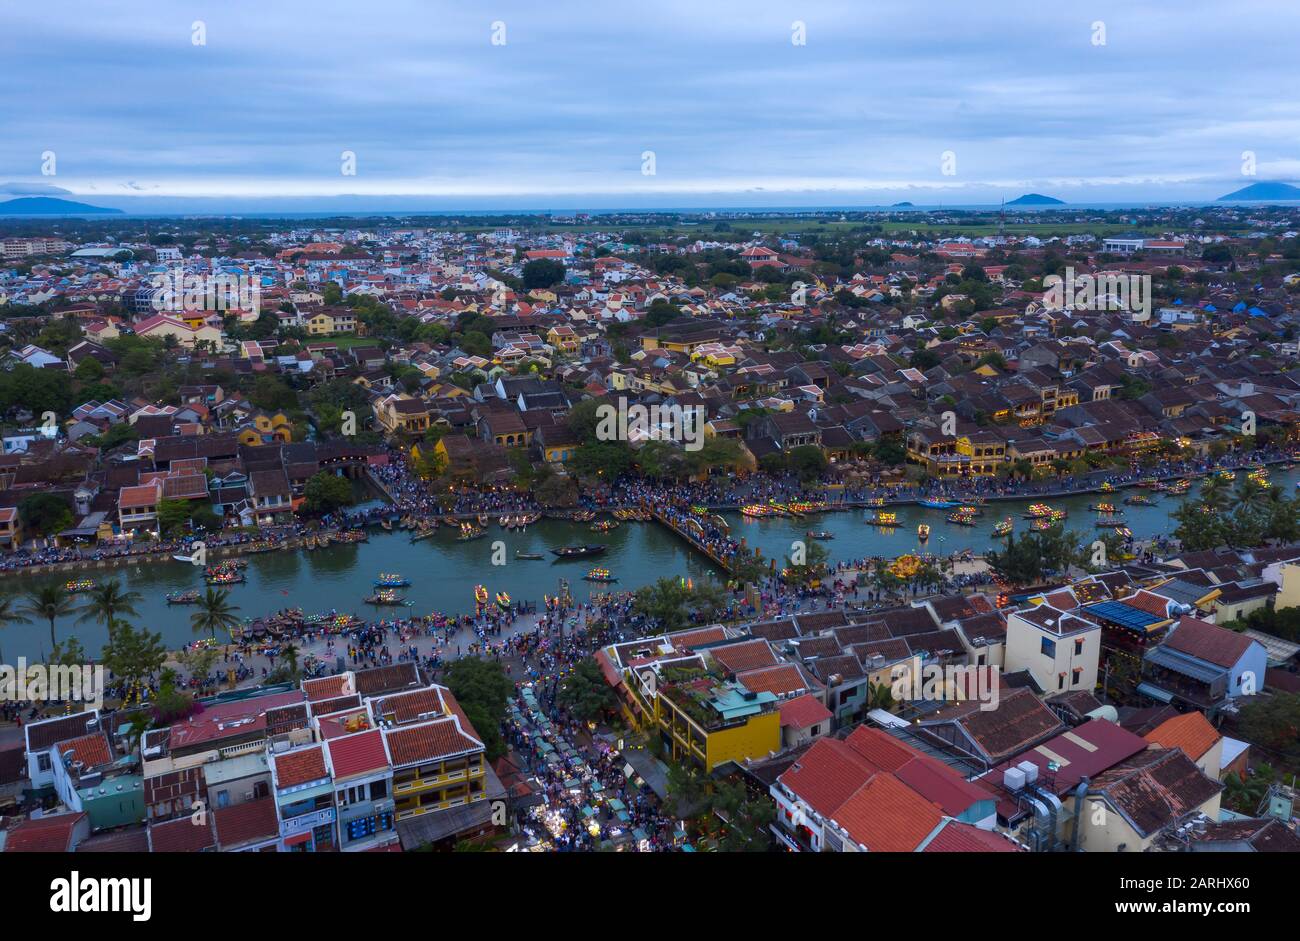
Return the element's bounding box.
[3,467,1294,661]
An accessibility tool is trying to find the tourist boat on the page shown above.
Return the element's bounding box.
[1099,482,1115,493]
[477,514,490,527]
[410,527,437,542]
[381,519,394,532]
[1089,503,1122,514]
[165,589,201,605]
[806,530,835,540]
[916,524,930,541]
[365,589,412,607]
[204,562,245,585]
[173,552,197,563]
[475,585,489,605]
[1023,503,1065,520]
[584,568,617,582]
[1219,470,1237,482]
[866,511,898,526]
[591,519,621,533]
[992,518,1014,538]
[946,509,977,526]
[1166,479,1192,495]
[1124,494,1158,506]
[550,544,607,559]
[918,498,957,509]
[374,573,410,588]
[740,504,774,518]
[1116,526,1134,540]
[499,515,511,528]
[515,551,544,560]
[789,500,826,514]
[495,591,512,610]
[65,578,96,594]
[459,523,486,541]
[1095,518,1126,529]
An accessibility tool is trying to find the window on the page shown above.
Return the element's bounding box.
[1072,668,1083,685]
[370,779,388,800]
[1057,674,1066,690]
[1041,637,1057,658]
[1074,639,1084,656]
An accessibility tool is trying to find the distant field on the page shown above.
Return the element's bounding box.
[433,217,1163,239]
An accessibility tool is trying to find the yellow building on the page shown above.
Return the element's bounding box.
[237,411,293,446]
[621,669,781,772]
[373,393,431,436]
[370,686,488,822]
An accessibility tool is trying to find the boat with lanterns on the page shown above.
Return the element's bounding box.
[866,511,899,527]
[916,523,930,541]
[374,573,410,588]
[65,578,96,594]
[992,518,1014,538]
[364,589,413,607]
[495,591,512,610]
[475,585,489,605]
[584,568,618,582]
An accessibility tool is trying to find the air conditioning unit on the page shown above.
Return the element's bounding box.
[1003,767,1026,791]
[1017,760,1039,785]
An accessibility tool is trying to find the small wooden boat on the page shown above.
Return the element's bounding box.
[1095,518,1126,529]
[166,589,201,605]
[515,551,544,560]
[364,589,412,607]
[918,498,957,509]
[459,523,486,541]
[946,510,977,526]
[591,519,621,533]
[477,514,490,527]
[495,591,512,610]
[916,523,930,541]
[374,573,410,588]
[807,530,835,540]
[65,578,96,594]
[1089,503,1123,514]
[551,544,606,559]
[992,518,1013,538]
[866,511,898,527]
[1124,494,1158,506]
[410,528,437,543]
[584,568,617,582]
[475,585,489,605]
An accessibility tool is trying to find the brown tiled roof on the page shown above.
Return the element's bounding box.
[710,639,778,674]
[354,662,422,697]
[1163,617,1256,668]
[213,796,279,849]
[1091,748,1223,838]
[384,716,482,767]
[4,812,87,852]
[149,814,216,852]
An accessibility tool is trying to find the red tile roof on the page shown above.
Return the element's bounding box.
[384,716,482,768]
[832,773,944,852]
[4,812,86,852]
[737,664,809,697]
[213,796,279,849]
[710,639,778,674]
[148,814,216,852]
[778,694,832,730]
[55,732,113,769]
[326,729,390,781]
[1144,711,1220,762]
[923,820,1022,852]
[273,745,328,789]
[777,738,874,817]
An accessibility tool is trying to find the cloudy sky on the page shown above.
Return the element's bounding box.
[2,0,1299,211]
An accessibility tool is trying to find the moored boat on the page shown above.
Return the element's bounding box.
[374,573,410,588]
[166,589,201,605]
[917,523,930,541]
[992,518,1013,537]
[584,568,617,582]
[550,544,606,559]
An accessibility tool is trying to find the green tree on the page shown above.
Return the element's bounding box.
[101,620,167,703]
[21,583,76,651]
[556,658,616,722]
[77,579,142,630]
[18,493,74,538]
[190,587,241,641]
[303,471,354,513]
[442,657,514,761]
[522,258,565,290]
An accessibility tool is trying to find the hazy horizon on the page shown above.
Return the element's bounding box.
[4,0,1300,210]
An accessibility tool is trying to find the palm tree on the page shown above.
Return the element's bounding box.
[0,593,32,665]
[20,584,76,652]
[189,587,241,642]
[1198,475,1231,512]
[77,579,142,633]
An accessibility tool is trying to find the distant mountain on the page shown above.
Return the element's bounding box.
[891,201,915,207]
[1006,193,1065,206]
[0,196,123,215]
[1217,181,1300,201]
